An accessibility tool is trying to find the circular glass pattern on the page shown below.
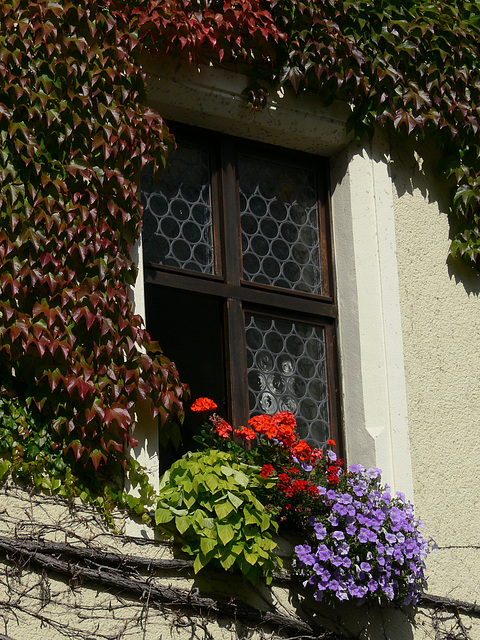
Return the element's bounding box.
[238,154,323,294]
[246,314,330,448]
[141,142,214,273]
[248,371,266,392]
[268,373,286,394]
[257,351,274,372]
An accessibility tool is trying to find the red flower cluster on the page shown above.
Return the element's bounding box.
[290,440,312,461]
[197,401,341,497]
[277,470,319,498]
[191,397,218,413]
[327,458,344,485]
[248,411,322,464]
[234,426,256,441]
[260,464,275,478]
[248,412,296,444]
[210,414,233,439]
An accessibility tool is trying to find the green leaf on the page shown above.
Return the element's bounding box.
[231,468,249,487]
[220,465,234,477]
[214,499,234,520]
[175,515,191,534]
[155,507,174,525]
[244,506,261,526]
[220,552,237,570]
[203,517,215,529]
[203,473,220,493]
[216,522,235,545]
[227,491,243,509]
[193,554,205,574]
[0,459,10,480]
[200,536,217,555]
[243,549,259,565]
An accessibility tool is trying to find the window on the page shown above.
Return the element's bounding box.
[141,124,341,456]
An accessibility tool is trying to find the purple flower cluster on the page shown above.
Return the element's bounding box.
[294,464,431,606]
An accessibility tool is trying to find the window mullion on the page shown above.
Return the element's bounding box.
[219,138,250,428]
[224,297,249,429]
[324,323,342,450]
[219,138,242,286]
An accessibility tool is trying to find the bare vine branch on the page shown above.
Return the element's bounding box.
[419,594,480,617]
[0,534,344,640]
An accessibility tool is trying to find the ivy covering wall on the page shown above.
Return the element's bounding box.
[0,0,479,494]
[0,0,188,486]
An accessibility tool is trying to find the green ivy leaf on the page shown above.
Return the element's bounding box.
[0,459,11,480]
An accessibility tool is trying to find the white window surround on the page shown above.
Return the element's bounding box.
[130,57,414,501]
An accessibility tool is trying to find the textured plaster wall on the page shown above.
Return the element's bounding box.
[0,485,465,640]
[390,139,480,605]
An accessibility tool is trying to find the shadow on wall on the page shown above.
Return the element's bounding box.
[295,593,416,640]
[384,131,480,298]
[447,256,480,297]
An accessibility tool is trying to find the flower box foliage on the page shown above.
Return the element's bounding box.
[155,398,432,606]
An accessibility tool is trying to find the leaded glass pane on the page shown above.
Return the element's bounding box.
[245,314,330,447]
[141,142,214,274]
[239,155,322,294]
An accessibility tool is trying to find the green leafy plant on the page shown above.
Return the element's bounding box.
[155,449,280,583]
[188,399,433,604]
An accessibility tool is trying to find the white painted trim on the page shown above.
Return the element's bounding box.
[330,139,413,498]
[125,237,160,536]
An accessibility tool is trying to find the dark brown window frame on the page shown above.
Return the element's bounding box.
[142,123,342,450]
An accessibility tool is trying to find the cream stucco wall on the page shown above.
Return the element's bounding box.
[389,139,480,605]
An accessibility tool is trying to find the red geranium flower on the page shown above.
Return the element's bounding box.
[260,464,275,478]
[234,426,256,441]
[191,397,218,412]
[248,414,272,434]
[290,440,312,461]
[272,412,297,430]
[214,418,233,439]
[327,464,341,485]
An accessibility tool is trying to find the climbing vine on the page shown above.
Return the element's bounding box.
[0,0,479,498]
[138,0,480,262]
[0,0,188,482]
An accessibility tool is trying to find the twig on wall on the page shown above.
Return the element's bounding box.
[0,534,342,640]
[419,594,480,617]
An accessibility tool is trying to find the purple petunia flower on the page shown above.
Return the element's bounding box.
[293,460,432,607]
[317,545,331,562]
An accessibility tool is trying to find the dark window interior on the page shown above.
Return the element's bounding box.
[144,284,226,462]
[141,124,342,456]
